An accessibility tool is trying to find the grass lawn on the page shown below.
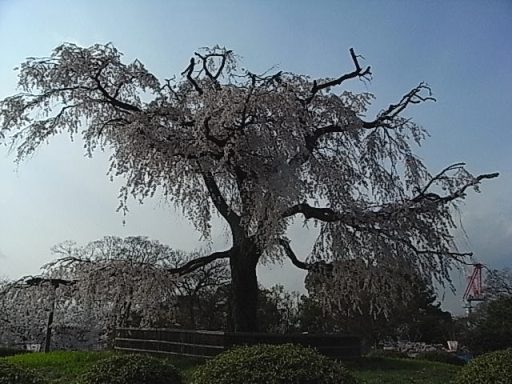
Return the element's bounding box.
[347,357,461,384]
[2,351,461,383]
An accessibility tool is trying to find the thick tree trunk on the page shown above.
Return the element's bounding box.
[229,238,260,332]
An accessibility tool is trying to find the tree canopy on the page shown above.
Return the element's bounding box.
[0,43,498,331]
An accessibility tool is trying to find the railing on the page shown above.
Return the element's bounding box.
[114,328,361,359]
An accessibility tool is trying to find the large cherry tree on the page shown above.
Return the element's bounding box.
[0,44,497,331]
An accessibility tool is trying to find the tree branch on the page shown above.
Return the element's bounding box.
[167,249,231,275]
[278,238,311,270]
[181,58,203,95]
[411,166,499,204]
[93,69,141,112]
[307,48,371,103]
[201,171,241,229]
[283,168,498,224]
[363,82,435,129]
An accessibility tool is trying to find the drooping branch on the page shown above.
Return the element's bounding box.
[373,229,475,264]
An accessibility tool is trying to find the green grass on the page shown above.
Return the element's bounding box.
[3,350,116,384]
[2,351,461,384]
[347,357,461,384]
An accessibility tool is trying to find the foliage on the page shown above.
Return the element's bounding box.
[0,359,47,384]
[191,343,359,384]
[0,43,497,331]
[257,285,300,333]
[81,353,182,384]
[455,348,512,384]
[463,296,512,354]
[415,351,465,366]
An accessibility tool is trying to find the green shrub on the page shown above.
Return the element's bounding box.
[191,343,359,384]
[0,360,47,384]
[80,354,182,384]
[455,348,512,384]
[366,349,409,359]
[416,350,465,366]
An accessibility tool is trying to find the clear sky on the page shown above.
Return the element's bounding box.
[0,0,511,315]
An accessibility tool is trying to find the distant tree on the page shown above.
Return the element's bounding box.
[0,43,497,331]
[48,236,229,331]
[0,275,78,350]
[0,236,230,348]
[485,268,512,298]
[463,295,512,354]
[393,282,452,344]
[257,285,300,334]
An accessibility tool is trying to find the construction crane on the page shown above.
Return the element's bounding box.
[463,263,486,315]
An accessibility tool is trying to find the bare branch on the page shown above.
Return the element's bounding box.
[412,167,499,204]
[363,83,435,128]
[307,48,371,103]
[181,58,203,95]
[167,249,231,275]
[278,238,311,270]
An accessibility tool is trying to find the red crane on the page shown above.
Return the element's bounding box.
[463,263,485,314]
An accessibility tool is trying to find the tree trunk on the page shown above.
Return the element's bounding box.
[43,291,56,353]
[229,238,260,332]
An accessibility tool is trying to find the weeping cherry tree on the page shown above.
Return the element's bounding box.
[0,44,498,331]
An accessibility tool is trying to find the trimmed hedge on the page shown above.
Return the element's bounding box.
[0,360,47,384]
[80,354,182,384]
[455,348,512,384]
[191,343,359,384]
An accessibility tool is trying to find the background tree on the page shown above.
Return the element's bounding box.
[0,236,229,349]
[257,285,300,334]
[484,267,512,298]
[0,43,497,331]
[452,267,512,354]
[461,296,512,354]
[48,236,230,331]
[302,262,452,344]
[0,275,81,350]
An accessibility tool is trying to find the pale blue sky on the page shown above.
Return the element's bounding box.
[0,0,511,314]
